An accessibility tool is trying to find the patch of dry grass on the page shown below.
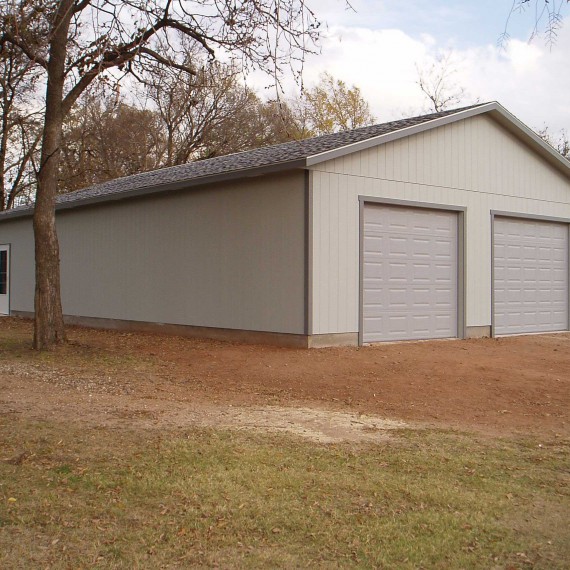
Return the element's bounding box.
[0,320,153,396]
[1,418,569,569]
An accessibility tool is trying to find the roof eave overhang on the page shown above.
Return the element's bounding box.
[306,102,570,180]
[2,102,568,224]
[0,158,308,221]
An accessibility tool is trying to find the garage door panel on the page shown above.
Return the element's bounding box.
[494,217,569,335]
[364,262,387,279]
[363,204,458,342]
[533,289,553,302]
[434,288,454,305]
[368,313,453,342]
[387,244,407,258]
[434,266,455,279]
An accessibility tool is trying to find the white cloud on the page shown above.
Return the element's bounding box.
[299,27,432,118]
[459,31,570,131]
[286,23,570,132]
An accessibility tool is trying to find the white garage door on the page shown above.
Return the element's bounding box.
[362,204,458,343]
[494,217,569,335]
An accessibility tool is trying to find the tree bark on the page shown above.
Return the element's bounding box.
[32,0,75,349]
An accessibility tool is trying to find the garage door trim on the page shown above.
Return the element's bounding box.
[491,210,570,337]
[358,196,466,345]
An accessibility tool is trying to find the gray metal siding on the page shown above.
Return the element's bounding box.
[362,204,458,342]
[493,217,569,334]
[0,171,306,334]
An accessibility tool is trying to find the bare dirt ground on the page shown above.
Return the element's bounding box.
[1,317,569,441]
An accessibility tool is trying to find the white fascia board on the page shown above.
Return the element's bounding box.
[306,101,570,180]
[486,104,570,178]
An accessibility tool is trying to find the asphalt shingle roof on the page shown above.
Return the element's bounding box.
[4,104,486,216]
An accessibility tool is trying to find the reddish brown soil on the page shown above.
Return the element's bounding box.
[1,317,569,437]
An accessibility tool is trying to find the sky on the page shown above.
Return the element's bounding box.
[259,0,570,134]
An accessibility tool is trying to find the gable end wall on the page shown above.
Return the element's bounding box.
[310,114,570,335]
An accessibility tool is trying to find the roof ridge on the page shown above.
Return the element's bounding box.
[0,102,510,219]
[60,102,489,195]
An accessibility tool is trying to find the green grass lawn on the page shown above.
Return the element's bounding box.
[1,418,569,569]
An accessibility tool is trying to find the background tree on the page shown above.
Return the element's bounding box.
[58,68,306,190]
[0,0,320,349]
[198,96,305,157]
[298,72,375,135]
[536,126,569,159]
[0,41,42,210]
[416,51,469,113]
[56,67,376,195]
[59,88,164,192]
[143,55,257,165]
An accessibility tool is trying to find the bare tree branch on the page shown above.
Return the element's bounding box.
[138,46,196,75]
[501,0,569,47]
[416,51,472,113]
[0,31,48,69]
[0,0,322,348]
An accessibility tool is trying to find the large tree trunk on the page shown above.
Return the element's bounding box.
[33,171,66,349]
[32,0,74,350]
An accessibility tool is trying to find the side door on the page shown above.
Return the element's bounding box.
[0,245,10,315]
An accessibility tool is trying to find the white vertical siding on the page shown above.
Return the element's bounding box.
[311,115,570,335]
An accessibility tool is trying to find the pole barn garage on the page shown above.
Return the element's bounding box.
[0,102,569,347]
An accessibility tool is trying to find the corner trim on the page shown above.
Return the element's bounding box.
[358,199,364,346]
[458,211,467,339]
[490,212,496,338]
[304,170,313,336]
